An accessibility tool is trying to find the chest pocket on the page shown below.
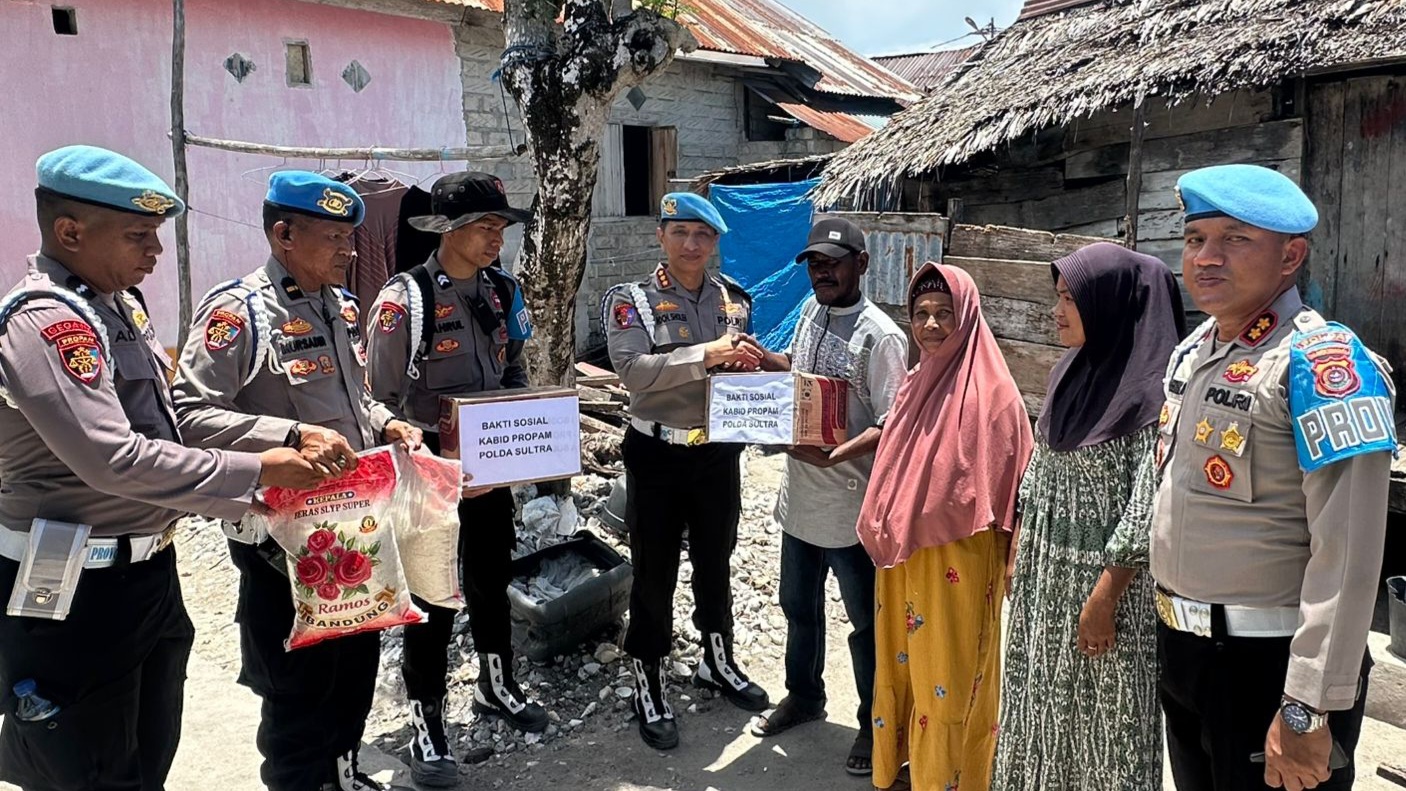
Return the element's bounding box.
[1187,403,1256,503]
[281,348,345,423]
[652,315,695,348]
[425,330,476,390]
[110,342,161,383]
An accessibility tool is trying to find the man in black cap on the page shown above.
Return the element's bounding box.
[365,171,542,787]
[749,216,907,778]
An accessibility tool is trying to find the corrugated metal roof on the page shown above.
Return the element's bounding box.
[873,46,980,91]
[679,0,918,100]
[772,101,875,143]
[425,0,917,101]
[1017,0,1098,21]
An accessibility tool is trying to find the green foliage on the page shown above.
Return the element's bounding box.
[632,0,691,20]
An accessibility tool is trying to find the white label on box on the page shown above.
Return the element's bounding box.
[456,396,581,487]
[708,373,796,445]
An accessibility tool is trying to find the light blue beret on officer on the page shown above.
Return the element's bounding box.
[36,145,185,217]
[1176,164,1318,234]
[264,170,365,227]
[659,191,728,234]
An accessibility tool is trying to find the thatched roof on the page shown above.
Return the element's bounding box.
[813,0,1406,206]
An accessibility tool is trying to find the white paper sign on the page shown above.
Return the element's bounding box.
[707,373,796,445]
[455,396,581,487]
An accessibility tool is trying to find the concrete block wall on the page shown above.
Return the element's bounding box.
[454,22,846,353]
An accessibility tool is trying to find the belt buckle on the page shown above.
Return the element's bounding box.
[686,428,707,446]
[153,526,177,555]
[1155,589,1179,630]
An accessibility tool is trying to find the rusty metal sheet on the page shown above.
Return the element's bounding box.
[873,46,979,92]
[819,211,947,307]
[1017,0,1096,21]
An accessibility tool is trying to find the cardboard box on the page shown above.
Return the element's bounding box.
[439,386,582,487]
[706,372,848,447]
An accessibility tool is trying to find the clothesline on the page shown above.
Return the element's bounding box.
[177,132,528,162]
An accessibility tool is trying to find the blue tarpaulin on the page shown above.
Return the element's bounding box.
[711,180,817,352]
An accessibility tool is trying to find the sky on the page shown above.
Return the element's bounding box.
[778,0,1026,57]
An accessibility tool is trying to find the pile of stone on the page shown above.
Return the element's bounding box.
[363,449,839,771]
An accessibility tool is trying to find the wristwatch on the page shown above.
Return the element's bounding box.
[284,422,302,449]
[1280,698,1328,734]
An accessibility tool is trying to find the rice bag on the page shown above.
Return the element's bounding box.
[257,447,425,650]
[395,448,464,610]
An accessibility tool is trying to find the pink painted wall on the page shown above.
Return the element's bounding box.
[0,0,466,344]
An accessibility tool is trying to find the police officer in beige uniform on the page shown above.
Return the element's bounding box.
[171,171,420,791]
[1151,165,1395,791]
[603,192,774,750]
[366,171,543,788]
[0,146,320,791]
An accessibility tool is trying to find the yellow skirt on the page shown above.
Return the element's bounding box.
[871,530,1007,791]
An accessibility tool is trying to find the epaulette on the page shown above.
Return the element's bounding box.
[718,273,752,301]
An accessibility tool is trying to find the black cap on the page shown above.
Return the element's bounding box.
[407,171,532,234]
[795,216,866,263]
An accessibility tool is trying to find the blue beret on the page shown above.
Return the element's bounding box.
[1177,164,1318,234]
[265,171,364,226]
[660,192,727,234]
[36,145,184,217]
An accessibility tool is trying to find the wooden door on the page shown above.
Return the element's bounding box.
[1303,72,1406,393]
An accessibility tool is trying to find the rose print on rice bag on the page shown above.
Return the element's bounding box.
[256,448,425,650]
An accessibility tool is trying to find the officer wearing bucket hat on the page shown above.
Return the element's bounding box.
[171,170,420,791]
[603,192,774,750]
[1150,164,1394,791]
[365,171,542,787]
[0,147,320,791]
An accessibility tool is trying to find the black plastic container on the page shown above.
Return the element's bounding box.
[1388,576,1406,660]
[507,534,633,662]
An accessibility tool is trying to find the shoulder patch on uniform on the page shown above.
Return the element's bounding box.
[204,308,246,352]
[1290,322,1396,472]
[613,303,638,329]
[377,301,407,334]
[340,304,359,325]
[42,319,104,385]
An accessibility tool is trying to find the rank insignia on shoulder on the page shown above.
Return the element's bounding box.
[1223,360,1258,383]
[282,317,313,336]
[1194,417,1215,444]
[1204,455,1234,489]
[435,272,452,290]
[654,264,672,289]
[280,277,305,301]
[204,308,246,352]
[1220,422,1246,456]
[1289,321,1396,472]
[340,305,358,325]
[614,303,638,329]
[377,302,407,334]
[42,320,103,385]
[1239,310,1278,347]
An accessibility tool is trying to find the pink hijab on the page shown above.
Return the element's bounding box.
[856,262,1033,569]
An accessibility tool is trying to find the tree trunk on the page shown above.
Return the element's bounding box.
[501,0,696,388]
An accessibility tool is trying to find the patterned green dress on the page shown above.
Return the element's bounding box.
[992,426,1162,791]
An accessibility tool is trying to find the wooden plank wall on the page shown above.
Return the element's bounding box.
[902,88,1301,313]
[1303,73,1406,397]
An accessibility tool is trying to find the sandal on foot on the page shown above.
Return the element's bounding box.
[747,696,826,737]
[845,730,873,776]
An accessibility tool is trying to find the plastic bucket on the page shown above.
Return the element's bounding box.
[1388,576,1406,660]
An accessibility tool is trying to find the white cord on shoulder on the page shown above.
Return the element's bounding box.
[626,283,656,337]
[1164,316,1216,387]
[247,287,281,383]
[398,274,424,380]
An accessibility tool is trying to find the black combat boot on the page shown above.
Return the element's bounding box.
[471,652,549,733]
[407,698,459,788]
[631,656,679,750]
[335,749,415,791]
[694,631,770,711]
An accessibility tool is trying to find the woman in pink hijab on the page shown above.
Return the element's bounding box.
[858,262,1033,791]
